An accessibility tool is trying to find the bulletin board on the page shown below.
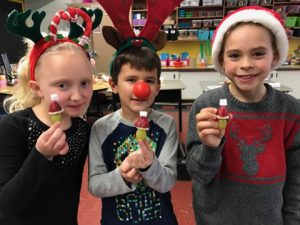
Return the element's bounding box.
[0,0,26,64]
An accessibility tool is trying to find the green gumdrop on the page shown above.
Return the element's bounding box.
[50,113,61,124]
[218,119,227,129]
[136,129,146,141]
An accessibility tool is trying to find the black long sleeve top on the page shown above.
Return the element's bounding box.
[0,108,89,225]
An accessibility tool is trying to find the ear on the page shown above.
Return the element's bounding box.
[29,80,43,97]
[108,77,118,94]
[271,53,280,68]
[155,82,161,97]
[102,26,125,50]
[152,30,167,51]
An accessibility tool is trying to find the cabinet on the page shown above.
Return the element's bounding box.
[273,70,300,99]
[131,0,300,39]
[131,0,176,32]
[178,71,222,100]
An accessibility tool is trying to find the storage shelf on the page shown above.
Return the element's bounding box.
[178,16,222,19]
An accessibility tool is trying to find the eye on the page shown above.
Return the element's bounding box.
[253,50,266,58]
[146,79,156,84]
[57,83,68,89]
[126,78,136,83]
[228,52,240,60]
[81,80,91,88]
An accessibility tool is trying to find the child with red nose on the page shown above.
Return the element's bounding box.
[88,46,179,225]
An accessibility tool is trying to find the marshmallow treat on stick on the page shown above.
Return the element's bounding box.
[135,111,149,141]
[217,99,229,129]
[48,94,63,124]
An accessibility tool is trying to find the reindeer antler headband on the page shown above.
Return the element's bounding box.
[6,7,103,81]
[96,0,183,53]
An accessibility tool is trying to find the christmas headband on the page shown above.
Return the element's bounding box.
[96,0,183,53]
[6,7,103,80]
[212,6,289,75]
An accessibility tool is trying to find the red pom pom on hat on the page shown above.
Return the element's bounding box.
[211,6,288,75]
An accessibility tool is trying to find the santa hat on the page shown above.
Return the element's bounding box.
[212,6,289,75]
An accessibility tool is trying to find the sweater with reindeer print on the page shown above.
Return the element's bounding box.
[186,84,300,225]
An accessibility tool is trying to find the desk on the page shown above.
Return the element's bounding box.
[199,80,293,93]
[93,80,110,91]
[156,80,186,133]
[0,80,109,95]
[0,85,14,95]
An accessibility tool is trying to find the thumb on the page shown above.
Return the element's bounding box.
[120,158,131,173]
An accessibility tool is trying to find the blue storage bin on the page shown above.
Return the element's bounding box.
[209,30,214,40]
[198,29,210,41]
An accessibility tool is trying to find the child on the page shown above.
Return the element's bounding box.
[186,6,300,225]
[89,1,183,224]
[89,46,179,225]
[0,8,100,225]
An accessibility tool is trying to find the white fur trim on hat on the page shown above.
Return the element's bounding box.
[212,6,289,75]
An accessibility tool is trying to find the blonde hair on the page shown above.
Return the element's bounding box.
[4,42,88,113]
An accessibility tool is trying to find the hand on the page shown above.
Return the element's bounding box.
[36,122,69,160]
[126,140,154,170]
[196,107,231,148]
[119,159,142,184]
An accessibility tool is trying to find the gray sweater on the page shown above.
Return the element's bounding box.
[186,84,300,225]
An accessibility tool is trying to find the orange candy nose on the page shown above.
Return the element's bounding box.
[133,81,151,99]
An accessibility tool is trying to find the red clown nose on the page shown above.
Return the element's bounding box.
[133,81,151,100]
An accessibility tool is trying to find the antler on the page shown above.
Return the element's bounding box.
[6,9,46,43]
[96,0,135,39]
[49,8,92,47]
[69,7,103,39]
[139,0,183,41]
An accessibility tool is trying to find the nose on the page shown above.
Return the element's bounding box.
[133,81,151,100]
[70,87,84,101]
[240,56,253,69]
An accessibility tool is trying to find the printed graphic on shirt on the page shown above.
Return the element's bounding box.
[221,113,287,184]
[102,122,167,223]
[114,133,161,222]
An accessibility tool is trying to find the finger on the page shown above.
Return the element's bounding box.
[138,140,153,165]
[196,108,217,122]
[39,122,61,141]
[126,168,140,180]
[120,159,132,173]
[46,127,65,147]
[132,173,143,183]
[53,132,67,150]
[58,142,69,155]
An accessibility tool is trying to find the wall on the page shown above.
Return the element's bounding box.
[37,0,73,31]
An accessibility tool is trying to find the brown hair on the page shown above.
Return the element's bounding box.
[110,46,161,84]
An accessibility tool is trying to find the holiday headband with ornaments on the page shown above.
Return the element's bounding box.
[6,7,103,81]
[95,0,183,55]
[212,6,289,75]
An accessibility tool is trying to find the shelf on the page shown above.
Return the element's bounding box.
[132,9,147,12]
[178,5,223,9]
[178,16,222,19]
[274,1,300,5]
[67,2,98,7]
